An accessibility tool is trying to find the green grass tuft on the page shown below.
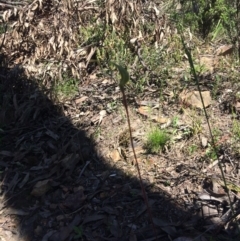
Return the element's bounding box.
[232,119,240,140]
[145,127,170,153]
[54,78,78,100]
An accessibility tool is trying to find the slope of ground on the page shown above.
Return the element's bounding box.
[0,0,240,240]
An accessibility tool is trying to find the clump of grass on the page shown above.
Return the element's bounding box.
[231,118,240,155]
[206,144,218,161]
[232,119,240,140]
[54,78,78,100]
[145,127,170,153]
[188,144,198,155]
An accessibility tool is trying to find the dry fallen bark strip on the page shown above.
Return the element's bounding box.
[0,0,27,5]
[0,3,20,9]
[0,0,27,12]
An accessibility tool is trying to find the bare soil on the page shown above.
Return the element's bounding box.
[0,1,240,241]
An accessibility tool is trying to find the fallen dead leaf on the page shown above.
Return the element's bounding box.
[179,90,212,109]
[18,172,30,188]
[75,96,88,104]
[31,179,51,197]
[3,208,29,216]
[137,106,152,117]
[89,73,97,80]
[63,188,86,210]
[45,129,59,140]
[101,206,119,215]
[60,153,80,171]
[0,151,13,157]
[201,204,218,217]
[110,149,121,162]
[102,78,111,84]
[215,44,233,56]
[82,214,105,225]
[151,116,169,124]
[136,100,159,107]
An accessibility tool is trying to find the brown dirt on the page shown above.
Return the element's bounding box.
[0,1,240,241]
[0,65,240,240]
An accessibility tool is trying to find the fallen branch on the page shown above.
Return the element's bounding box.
[0,0,27,5]
[0,0,26,11]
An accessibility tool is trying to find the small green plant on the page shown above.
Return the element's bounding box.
[92,126,101,140]
[132,44,171,92]
[73,226,83,240]
[54,77,78,100]
[145,127,170,153]
[212,128,222,142]
[204,128,221,161]
[232,119,240,140]
[171,116,180,136]
[193,63,208,75]
[203,128,222,161]
[134,77,147,93]
[163,180,171,187]
[185,110,203,135]
[206,144,218,160]
[97,27,133,70]
[188,144,198,154]
[192,119,202,135]
[107,100,118,112]
[172,116,179,128]
[0,24,6,35]
[79,23,105,47]
[212,75,221,99]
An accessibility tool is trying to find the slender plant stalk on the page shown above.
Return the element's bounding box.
[121,88,158,240]
[113,63,158,240]
[179,29,235,218]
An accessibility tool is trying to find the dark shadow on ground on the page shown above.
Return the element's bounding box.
[0,56,238,241]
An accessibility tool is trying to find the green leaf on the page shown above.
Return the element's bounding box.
[73,226,83,239]
[112,62,129,89]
